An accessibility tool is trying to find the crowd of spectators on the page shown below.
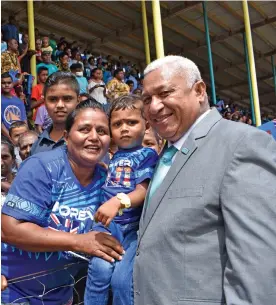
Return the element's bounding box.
[1,15,275,304]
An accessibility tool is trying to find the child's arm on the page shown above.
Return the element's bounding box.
[94,180,149,227]
[31,98,44,110]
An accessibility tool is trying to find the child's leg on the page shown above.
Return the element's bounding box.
[111,224,138,305]
[84,222,123,305]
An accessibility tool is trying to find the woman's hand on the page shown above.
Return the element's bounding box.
[94,197,121,227]
[74,231,124,263]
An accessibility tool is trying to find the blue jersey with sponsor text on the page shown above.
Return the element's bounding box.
[102,146,158,225]
[1,147,106,305]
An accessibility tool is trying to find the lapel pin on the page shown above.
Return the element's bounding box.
[181,147,190,155]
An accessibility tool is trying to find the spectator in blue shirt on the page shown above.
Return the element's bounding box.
[1,72,27,142]
[71,63,88,94]
[1,99,124,305]
[1,16,19,42]
[126,68,138,91]
[30,71,80,155]
[1,31,7,52]
[36,51,58,76]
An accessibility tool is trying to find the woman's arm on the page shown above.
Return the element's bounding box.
[1,181,11,193]
[1,214,124,263]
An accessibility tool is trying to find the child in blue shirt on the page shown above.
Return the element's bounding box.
[84,95,159,305]
[71,63,88,94]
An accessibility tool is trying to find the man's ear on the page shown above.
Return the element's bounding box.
[194,81,206,104]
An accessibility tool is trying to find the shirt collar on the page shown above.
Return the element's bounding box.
[38,125,52,140]
[168,109,211,150]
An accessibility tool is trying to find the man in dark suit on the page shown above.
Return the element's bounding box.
[134,55,276,305]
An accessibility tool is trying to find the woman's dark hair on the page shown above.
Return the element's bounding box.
[109,94,144,120]
[114,68,123,77]
[65,98,106,133]
[43,71,80,97]
[88,57,95,65]
[1,140,16,160]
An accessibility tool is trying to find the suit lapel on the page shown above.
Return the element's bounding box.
[138,108,223,243]
[138,136,198,243]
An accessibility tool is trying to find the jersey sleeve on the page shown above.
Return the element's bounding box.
[134,148,159,185]
[2,157,53,226]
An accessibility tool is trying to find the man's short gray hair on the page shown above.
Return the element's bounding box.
[144,56,202,89]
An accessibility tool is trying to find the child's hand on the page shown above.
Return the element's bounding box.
[94,198,121,227]
[1,275,8,291]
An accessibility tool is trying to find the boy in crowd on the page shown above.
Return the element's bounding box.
[18,131,38,161]
[70,63,88,94]
[36,51,57,76]
[1,72,27,142]
[30,71,80,155]
[31,66,49,120]
[8,121,29,167]
[84,95,159,305]
[41,36,53,56]
[142,127,163,154]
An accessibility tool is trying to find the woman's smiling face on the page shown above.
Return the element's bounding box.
[65,108,110,168]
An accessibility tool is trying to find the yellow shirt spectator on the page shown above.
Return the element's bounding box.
[106,69,130,101]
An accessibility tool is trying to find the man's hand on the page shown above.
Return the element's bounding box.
[1,275,8,291]
[94,198,121,227]
[74,231,124,263]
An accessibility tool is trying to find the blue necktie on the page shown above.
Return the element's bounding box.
[147,145,178,207]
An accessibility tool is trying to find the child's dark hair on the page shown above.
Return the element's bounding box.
[65,97,106,133]
[58,52,68,60]
[37,66,48,75]
[109,94,144,120]
[43,71,80,97]
[1,72,12,80]
[70,63,83,71]
[9,121,28,137]
[1,140,16,160]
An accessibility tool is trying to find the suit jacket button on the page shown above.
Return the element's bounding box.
[136,250,140,256]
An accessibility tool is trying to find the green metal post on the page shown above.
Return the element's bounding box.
[272,55,276,96]
[202,1,216,105]
[243,33,256,125]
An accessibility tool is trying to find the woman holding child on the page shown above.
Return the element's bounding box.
[1,99,123,305]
